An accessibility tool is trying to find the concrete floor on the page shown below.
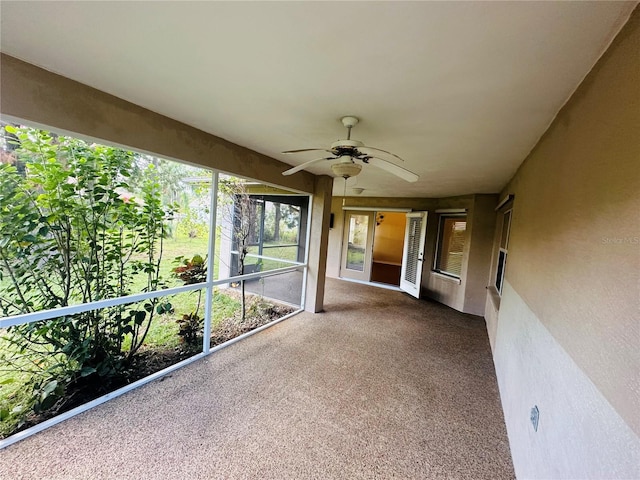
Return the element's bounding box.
[0,279,514,479]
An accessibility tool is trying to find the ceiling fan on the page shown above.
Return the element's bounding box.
[281,116,419,182]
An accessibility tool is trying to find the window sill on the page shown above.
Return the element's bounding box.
[487,285,501,310]
[430,271,462,285]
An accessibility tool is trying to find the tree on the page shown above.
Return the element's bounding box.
[0,123,25,175]
[218,177,262,321]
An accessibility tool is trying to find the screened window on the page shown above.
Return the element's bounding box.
[495,209,512,294]
[434,215,467,278]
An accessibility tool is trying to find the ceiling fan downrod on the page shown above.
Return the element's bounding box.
[341,116,359,141]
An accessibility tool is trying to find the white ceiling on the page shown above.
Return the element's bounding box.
[0,1,636,197]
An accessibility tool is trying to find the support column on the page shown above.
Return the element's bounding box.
[305,175,333,313]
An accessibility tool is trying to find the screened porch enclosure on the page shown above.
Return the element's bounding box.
[222,194,309,277]
[0,126,311,446]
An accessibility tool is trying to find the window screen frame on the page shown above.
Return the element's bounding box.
[494,208,512,295]
[433,214,467,279]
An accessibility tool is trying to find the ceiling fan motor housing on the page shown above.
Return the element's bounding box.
[281,115,418,182]
[331,140,364,150]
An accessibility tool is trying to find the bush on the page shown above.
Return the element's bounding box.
[175,209,209,239]
[0,126,173,424]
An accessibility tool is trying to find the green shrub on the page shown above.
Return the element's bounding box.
[175,209,209,239]
[0,126,173,426]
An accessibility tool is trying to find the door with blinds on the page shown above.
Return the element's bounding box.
[400,212,428,298]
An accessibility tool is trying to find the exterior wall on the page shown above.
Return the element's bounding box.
[487,8,640,478]
[0,54,332,313]
[326,194,496,315]
[495,282,640,479]
[464,195,499,314]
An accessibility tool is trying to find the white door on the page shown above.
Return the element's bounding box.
[341,211,375,282]
[400,212,428,298]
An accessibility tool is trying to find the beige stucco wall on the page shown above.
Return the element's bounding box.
[464,195,499,315]
[306,176,334,312]
[488,7,640,478]
[326,194,496,315]
[0,53,332,313]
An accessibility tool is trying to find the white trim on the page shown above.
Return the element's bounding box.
[495,194,515,211]
[300,193,313,311]
[435,208,467,213]
[494,207,512,297]
[399,211,428,298]
[225,265,303,283]
[0,283,206,329]
[0,265,304,330]
[340,211,375,282]
[338,277,402,292]
[244,253,303,265]
[341,206,411,212]
[203,171,218,354]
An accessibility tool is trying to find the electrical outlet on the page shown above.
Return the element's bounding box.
[530,405,540,432]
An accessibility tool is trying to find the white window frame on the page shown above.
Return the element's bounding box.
[494,208,512,295]
[433,214,467,279]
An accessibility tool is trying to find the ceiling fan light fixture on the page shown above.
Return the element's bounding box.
[331,161,362,178]
[282,115,418,182]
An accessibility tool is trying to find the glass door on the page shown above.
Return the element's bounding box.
[341,211,374,282]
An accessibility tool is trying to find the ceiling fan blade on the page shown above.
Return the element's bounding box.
[282,148,334,155]
[358,146,405,162]
[365,157,419,182]
[282,157,334,176]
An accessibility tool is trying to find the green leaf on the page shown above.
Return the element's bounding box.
[22,234,38,243]
[79,366,97,377]
[0,378,16,385]
[134,310,146,325]
[39,393,58,411]
[4,125,17,134]
[42,380,58,394]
